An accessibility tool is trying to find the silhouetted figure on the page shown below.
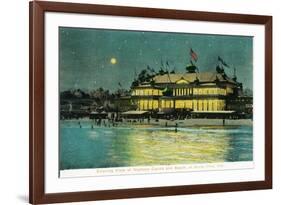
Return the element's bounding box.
[78,121,82,128]
[97,119,101,126]
[175,123,178,132]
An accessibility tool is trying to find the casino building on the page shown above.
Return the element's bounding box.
[130,64,244,115]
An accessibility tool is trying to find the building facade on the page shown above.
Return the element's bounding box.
[131,71,242,112]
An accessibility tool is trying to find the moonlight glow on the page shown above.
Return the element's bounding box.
[59,27,253,91]
[110,57,117,64]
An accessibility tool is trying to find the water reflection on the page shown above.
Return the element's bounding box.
[60,121,253,170]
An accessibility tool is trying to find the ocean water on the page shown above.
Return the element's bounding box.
[59,120,253,170]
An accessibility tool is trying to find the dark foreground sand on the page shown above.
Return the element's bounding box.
[149,119,252,127]
[64,118,252,127]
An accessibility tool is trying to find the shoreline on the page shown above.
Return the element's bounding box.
[61,118,253,127]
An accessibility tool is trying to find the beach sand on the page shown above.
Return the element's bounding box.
[62,118,252,127]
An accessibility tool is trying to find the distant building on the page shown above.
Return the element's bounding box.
[131,66,245,114]
[226,95,253,116]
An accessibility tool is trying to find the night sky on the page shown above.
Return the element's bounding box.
[59,27,253,91]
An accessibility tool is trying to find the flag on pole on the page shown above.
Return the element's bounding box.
[190,48,198,62]
[218,56,229,67]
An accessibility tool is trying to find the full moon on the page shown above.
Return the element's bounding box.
[110,57,117,64]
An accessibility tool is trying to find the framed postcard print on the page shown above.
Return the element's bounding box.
[29,1,272,204]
